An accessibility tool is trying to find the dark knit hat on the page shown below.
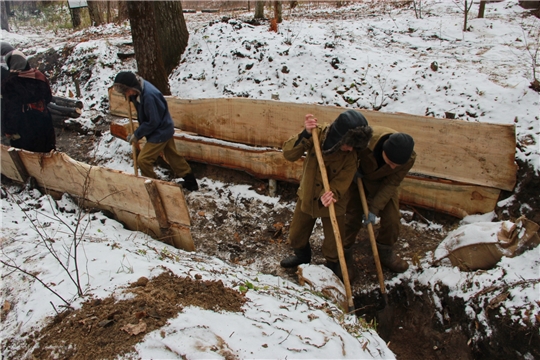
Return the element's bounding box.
[323,110,372,154]
[113,71,142,94]
[383,133,414,165]
[1,41,14,56]
[5,50,29,71]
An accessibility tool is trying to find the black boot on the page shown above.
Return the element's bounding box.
[280,244,311,268]
[377,242,409,273]
[325,248,356,282]
[179,172,199,191]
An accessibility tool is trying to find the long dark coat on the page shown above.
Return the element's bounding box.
[1,69,56,152]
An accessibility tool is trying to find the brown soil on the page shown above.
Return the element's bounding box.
[36,125,540,360]
[19,270,246,360]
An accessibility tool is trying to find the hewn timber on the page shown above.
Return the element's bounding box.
[110,121,501,218]
[0,145,194,251]
[109,89,517,191]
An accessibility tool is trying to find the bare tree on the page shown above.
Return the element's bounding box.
[1,0,10,32]
[454,0,474,32]
[254,1,264,19]
[154,1,189,76]
[127,1,189,95]
[274,1,282,23]
[413,0,423,19]
[87,1,104,26]
[522,22,540,92]
[478,0,486,18]
[117,0,129,23]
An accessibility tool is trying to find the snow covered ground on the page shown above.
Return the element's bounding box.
[1,1,539,359]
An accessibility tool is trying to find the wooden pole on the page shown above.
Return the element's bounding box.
[144,180,175,246]
[311,130,355,312]
[127,101,138,176]
[358,179,389,305]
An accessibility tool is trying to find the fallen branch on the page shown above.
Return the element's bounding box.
[0,258,71,306]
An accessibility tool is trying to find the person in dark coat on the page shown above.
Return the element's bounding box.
[112,71,199,191]
[280,110,373,281]
[344,127,416,273]
[1,42,15,133]
[1,50,56,152]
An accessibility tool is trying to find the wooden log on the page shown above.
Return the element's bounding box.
[48,102,82,118]
[0,144,195,251]
[108,121,501,218]
[108,90,517,191]
[52,96,84,109]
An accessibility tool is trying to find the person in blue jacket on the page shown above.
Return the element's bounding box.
[113,71,198,191]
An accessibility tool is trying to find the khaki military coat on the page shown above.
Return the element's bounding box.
[358,126,416,216]
[283,125,357,218]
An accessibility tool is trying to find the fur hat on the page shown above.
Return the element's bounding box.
[383,133,415,165]
[113,71,142,95]
[1,41,14,56]
[323,110,372,154]
[5,50,29,71]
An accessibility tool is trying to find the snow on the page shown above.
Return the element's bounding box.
[1,1,540,358]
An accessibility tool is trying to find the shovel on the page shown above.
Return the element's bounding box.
[311,130,355,312]
[357,179,393,339]
[127,100,138,176]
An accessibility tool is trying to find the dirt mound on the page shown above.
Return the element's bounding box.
[20,270,245,360]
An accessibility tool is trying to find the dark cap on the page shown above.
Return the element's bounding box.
[383,133,414,165]
[113,71,142,94]
[323,110,371,153]
[5,50,29,71]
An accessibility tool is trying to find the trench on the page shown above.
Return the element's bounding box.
[354,282,540,360]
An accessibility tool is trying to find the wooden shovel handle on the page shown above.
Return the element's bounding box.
[127,102,138,177]
[311,130,355,312]
[357,180,387,297]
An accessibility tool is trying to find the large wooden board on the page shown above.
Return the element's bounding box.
[0,145,194,251]
[110,122,500,218]
[109,89,517,191]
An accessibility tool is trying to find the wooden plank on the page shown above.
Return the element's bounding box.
[144,180,175,247]
[109,89,516,191]
[84,202,193,251]
[0,145,194,251]
[109,123,500,218]
[8,148,30,182]
[1,147,25,182]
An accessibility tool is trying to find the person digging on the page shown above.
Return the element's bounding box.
[113,71,199,191]
[344,128,416,273]
[280,110,373,281]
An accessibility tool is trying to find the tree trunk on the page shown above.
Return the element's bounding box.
[87,1,104,26]
[463,0,468,31]
[1,0,10,32]
[127,1,170,95]
[274,1,282,23]
[117,0,129,23]
[106,1,110,23]
[154,1,188,76]
[70,7,81,28]
[254,1,264,19]
[478,0,486,18]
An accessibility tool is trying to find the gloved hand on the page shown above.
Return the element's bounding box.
[362,211,377,226]
[127,134,138,144]
[353,168,364,183]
